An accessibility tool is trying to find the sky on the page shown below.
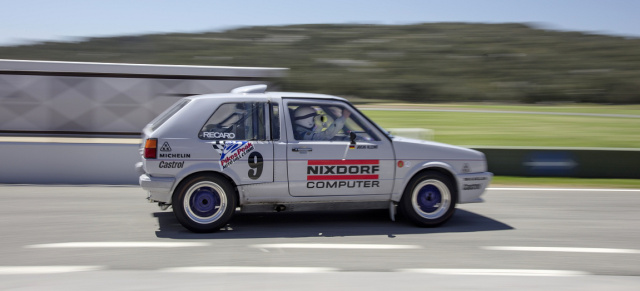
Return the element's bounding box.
[1,0,639,46]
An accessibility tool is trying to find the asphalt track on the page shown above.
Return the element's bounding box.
[1,185,639,290]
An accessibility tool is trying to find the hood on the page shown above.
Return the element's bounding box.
[391,136,485,161]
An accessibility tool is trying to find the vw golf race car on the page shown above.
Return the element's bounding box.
[136,85,492,232]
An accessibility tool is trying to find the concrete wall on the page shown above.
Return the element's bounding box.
[0,59,287,135]
[1,139,140,184]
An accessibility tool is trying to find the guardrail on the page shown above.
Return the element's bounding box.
[0,138,637,185]
[472,146,640,179]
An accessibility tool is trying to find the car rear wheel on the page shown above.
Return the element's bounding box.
[400,171,457,227]
[173,174,236,233]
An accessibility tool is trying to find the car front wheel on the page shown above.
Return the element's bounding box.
[173,174,236,233]
[400,171,457,227]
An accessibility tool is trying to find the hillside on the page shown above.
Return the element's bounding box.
[1,23,639,103]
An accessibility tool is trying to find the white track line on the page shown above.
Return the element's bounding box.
[398,268,588,276]
[251,243,422,250]
[483,246,640,254]
[488,187,640,192]
[161,266,338,274]
[0,266,104,274]
[0,266,594,276]
[25,242,210,248]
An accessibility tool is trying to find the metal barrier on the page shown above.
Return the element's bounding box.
[472,147,640,179]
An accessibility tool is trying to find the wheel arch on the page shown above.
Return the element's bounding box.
[170,170,239,205]
[395,162,459,202]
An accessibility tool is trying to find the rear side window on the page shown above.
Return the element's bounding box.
[271,103,280,141]
[149,99,191,131]
[199,102,266,140]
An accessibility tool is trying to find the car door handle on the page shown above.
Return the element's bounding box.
[292,147,312,152]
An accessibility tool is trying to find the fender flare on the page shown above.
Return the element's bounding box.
[168,163,239,204]
[391,161,458,202]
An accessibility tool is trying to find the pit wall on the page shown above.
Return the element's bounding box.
[1,138,140,184]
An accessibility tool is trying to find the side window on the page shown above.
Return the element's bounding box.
[149,99,191,131]
[199,102,266,141]
[288,102,380,141]
[271,103,280,141]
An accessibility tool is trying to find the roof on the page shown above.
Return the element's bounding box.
[185,84,347,101]
[189,91,348,102]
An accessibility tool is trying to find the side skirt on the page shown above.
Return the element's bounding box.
[239,201,389,213]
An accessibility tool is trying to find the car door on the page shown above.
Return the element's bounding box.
[198,100,274,185]
[284,98,395,197]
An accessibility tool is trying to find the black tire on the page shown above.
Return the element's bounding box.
[399,171,457,227]
[172,174,237,233]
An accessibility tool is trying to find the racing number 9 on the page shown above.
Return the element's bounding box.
[248,152,263,180]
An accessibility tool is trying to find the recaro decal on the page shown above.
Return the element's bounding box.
[201,132,236,139]
[306,160,380,189]
[212,141,255,169]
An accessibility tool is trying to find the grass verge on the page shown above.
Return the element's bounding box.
[362,110,640,148]
[491,176,640,189]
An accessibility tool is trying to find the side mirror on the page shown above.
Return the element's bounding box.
[350,131,357,144]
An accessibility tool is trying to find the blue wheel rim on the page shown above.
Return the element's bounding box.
[189,187,220,218]
[417,184,442,213]
[183,181,227,224]
[411,179,451,219]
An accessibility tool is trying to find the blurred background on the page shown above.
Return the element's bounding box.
[1,2,640,289]
[1,0,639,104]
[1,0,639,182]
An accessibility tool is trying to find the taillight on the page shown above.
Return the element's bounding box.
[144,138,157,159]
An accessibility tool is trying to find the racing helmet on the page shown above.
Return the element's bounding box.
[293,106,317,126]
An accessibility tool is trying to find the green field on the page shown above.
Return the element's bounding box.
[360,104,640,148]
[491,176,640,189]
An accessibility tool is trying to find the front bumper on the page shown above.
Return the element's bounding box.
[139,174,175,204]
[456,172,493,203]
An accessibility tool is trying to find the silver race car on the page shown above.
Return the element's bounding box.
[136,85,492,232]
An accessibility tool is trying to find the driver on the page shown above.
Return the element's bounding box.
[293,106,351,140]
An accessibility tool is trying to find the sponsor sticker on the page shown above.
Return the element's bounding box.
[158,153,191,158]
[159,161,184,169]
[356,145,378,149]
[463,184,482,190]
[202,132,236,139]
[464,177,487,181]
[306,159,380,188]
[212,141,255,169]
[160,142,172,152]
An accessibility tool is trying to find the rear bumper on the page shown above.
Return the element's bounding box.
[456,172,493,203]
[139,174,175,204]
